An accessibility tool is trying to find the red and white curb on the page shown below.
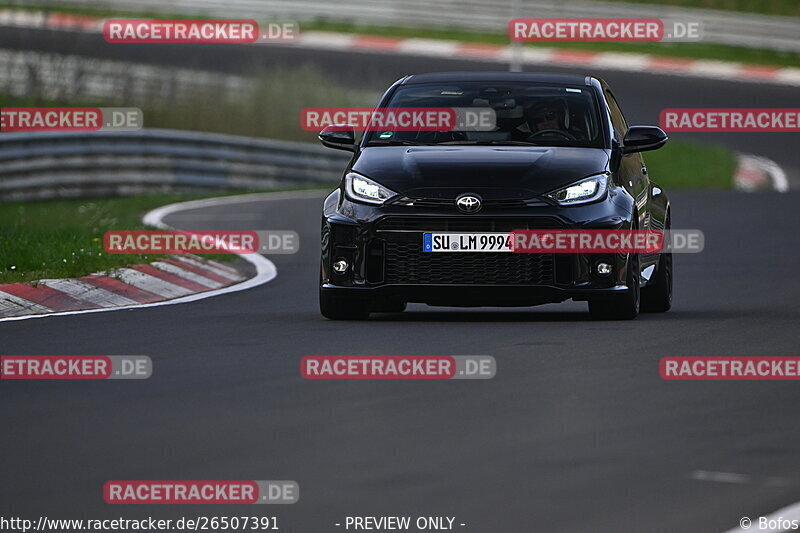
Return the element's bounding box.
[0,255,246,319]
[734,153,789,192]
[2,9,799,87]
[0,191,334,322]
[294,33,800,87]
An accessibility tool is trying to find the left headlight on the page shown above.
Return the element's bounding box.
[546,174,609,206]
[345,172,398,205]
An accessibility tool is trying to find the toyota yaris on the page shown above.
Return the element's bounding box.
[318,72,672,320]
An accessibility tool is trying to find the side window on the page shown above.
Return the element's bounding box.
[605,90,629,143]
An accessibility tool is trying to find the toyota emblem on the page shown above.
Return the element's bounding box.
[456,194,482,214]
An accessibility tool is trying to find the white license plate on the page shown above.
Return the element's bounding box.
[423,233,512,252]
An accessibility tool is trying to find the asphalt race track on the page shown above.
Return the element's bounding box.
[2,189,799,532]
[2,25,800,533]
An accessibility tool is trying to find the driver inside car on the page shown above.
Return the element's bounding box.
[513,99,578,141]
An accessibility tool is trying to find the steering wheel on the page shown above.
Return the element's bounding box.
[526,129,576,141]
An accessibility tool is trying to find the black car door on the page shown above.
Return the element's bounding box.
[605,89,650,232]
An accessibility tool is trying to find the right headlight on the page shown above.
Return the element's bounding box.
[345,172,398,205]
[546,174,609,206]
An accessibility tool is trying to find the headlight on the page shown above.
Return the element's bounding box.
[546,174,608,206]
[345,172,398,205]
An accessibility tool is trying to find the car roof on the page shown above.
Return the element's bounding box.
[401,71,597,86]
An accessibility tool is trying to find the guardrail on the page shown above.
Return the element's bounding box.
[0,129,350,201]
[8,0,800,53]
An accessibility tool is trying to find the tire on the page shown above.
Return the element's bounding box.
[588,251,640,320]
[641,214,673,313]
[319,290,370,320]
[371,301,407,313]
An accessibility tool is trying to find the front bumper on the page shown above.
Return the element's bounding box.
[321,190,635,307]
[321,282,630,307]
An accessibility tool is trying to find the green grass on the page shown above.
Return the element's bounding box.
[644,139,736,189]
[0,193,247,284]
[599,0,800,17]
[5,0,800,17]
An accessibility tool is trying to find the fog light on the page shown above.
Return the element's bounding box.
[596,262,612,275]
[333,259,349,274]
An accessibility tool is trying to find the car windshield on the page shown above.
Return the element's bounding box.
[363,82,604,148]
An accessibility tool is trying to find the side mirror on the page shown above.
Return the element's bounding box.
[319,125,357,152]
[621,126,668,155]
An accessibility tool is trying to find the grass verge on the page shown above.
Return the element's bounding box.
[5,0,800,17]
[643,139,737,189]
[0,192,265,284]
[599,0,800,17]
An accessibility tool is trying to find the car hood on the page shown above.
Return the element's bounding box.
[351,146,611,200]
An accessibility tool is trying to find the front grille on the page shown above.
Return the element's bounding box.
[383,240,554,285]
[390,198,550,209]
[376,216,564,232]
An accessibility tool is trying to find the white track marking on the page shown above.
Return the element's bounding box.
[295,31,356,50]
[775,68,800,86]
[520,47,557,64]
[735,153,789,192]
[0,191,330,322]
[397,38,459,56]
[171,256,242,281]
[689,60,743,79]
[691,470,751,484]
[0,291,53,316]
[114,268,195,298]
[150,261,223,289]
[164,213,264,221]
[38,279,139,307]
[203,258,242,275]
[594,52,651,71]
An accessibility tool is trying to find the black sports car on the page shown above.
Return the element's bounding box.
[318,72,672,320]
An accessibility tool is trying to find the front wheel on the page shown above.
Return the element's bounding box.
[641,216,673,312]
[588,252,640,320]
[320,290,370,320]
